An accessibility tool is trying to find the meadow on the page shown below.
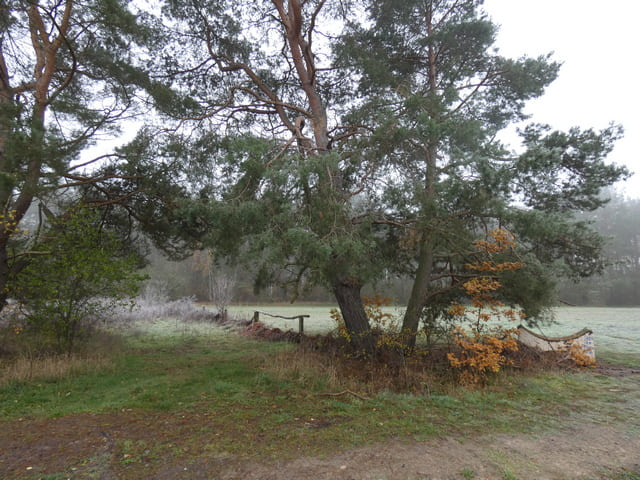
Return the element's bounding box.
[231,305,640,356]
[1,305,639,479]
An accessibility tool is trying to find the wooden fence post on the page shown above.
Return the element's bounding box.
[252,311,309,333]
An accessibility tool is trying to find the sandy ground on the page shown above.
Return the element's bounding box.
[229,423,640,480]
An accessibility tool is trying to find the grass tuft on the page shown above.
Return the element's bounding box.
[460,467,477,479]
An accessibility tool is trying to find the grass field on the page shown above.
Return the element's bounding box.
[230,305,640,355]
[2,318,639,431]
[1,307,639,479]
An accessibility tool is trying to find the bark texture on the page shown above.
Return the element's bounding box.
[332,277,375,354]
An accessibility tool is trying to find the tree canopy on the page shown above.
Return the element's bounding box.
[0,0,195,308]
[336,0,628,347]
[140,0,628,351]
[0,0,630,354]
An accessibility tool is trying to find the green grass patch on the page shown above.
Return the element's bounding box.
[2,323,640,464]
[1,329,287,418]
[590,470,640,480]
[598,349,640,368]
[616,473,640,480]
[460,467,477,479]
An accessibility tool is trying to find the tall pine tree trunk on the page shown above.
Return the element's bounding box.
[277,0,373,351]
[401,15,440,351]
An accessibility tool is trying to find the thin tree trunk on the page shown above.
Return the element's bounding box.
[401,140,437,349]
[0,245,9,310]
[401,233,435,349]
[332,277,375,355]
[401,7,440,351]
[0,49,11,313]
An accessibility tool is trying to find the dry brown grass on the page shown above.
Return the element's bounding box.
[262,330,582,397]
[0,327,122,386]
[0,352,114,386]
[269,347,342,390]
[265,335,453,395]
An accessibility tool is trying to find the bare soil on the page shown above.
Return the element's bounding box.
[1,413,638,479]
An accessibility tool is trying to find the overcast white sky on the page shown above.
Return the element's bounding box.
[483,0,640,198]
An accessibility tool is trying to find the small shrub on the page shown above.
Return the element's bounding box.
[112,293,236,326]
[447,327,519,386]
[9,208,145,354]
[567,343,597,368]
[446,229,523,385]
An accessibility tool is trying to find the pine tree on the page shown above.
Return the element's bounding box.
[338,0,628,348]
[0,1,187,308]
[157,0,389,352]
[144,0,627,354]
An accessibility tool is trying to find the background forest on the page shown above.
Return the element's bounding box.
[146,189,640,307]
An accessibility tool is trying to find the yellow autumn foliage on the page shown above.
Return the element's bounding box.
[447,229,524,385]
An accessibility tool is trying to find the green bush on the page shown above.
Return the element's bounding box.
[10,207,145,354]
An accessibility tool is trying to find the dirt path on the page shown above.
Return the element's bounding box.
[1,413,638,480]
[231,423,640,480]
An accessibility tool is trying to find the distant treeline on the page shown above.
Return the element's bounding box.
[144,191,640,307]
[556,192,640,306]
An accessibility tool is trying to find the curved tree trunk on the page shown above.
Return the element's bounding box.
[276,0,373,348]
[0,2,72,313]
[332,277,375,355]
[401,233,435,349]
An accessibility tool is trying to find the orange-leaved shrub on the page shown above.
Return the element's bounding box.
[568,343,597,368]
[446,229,524,385]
